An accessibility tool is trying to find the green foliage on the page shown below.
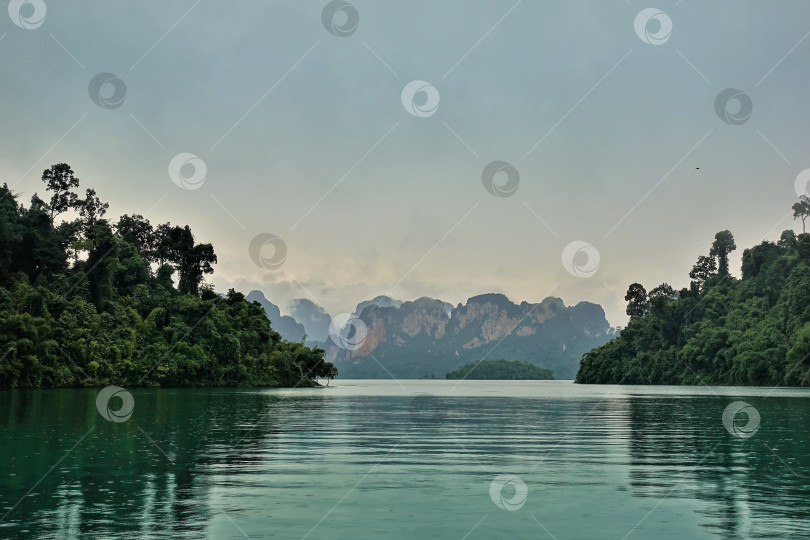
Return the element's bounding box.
[445,359,554,380]
[577,222,810,386]
[710,230,737,277]
[77,188,109,229]
[115,214,155,260]
[41,163,79,221]
[625,283,647,319]
[689,255,717,293]
[793,196,810,234]
[0,166,334,389]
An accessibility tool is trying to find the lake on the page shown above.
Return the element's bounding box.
[1,380,810,539]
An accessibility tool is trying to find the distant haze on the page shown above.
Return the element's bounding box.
[3,1,809,326]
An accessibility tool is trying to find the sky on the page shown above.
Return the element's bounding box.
[2,0,810,326]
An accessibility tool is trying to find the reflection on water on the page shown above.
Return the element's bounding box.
[1,381,809,539]
[626,396,810,539]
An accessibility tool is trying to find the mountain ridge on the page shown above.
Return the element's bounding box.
[248,290,615,379]
[245,291,307,342]
[324,292,614,379]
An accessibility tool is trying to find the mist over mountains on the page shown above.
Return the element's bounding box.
[287,298,331,342]
[245,291,307,343]
[247,290,615,379]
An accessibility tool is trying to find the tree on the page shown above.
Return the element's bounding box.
[648,283,675,300]
[625,283,647,319]
[178,242,216,296]
[155,263,175,290]
[710,230,737,277]
[83,220,118,307]
[0,184,23,281]
[18,200,66,279]
[741,241,782,280]
[77,188,109,229]
[153,223,177,266]
[156,225,192,269]
[55,219,83,263]
[793,196,810,234]
[779,229,798,249]
[798,235,810,260]
[325,364,338,385]
[690,255,717,291]
[115,214,155,260]
[154,225,217,295]
[41,163,80,221]
[226,288,245,303]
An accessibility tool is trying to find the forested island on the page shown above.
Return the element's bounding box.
[445,359,554,380]
[577,197,810,385]
[0,164,336,389]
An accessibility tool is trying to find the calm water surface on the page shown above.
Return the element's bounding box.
[2,380,810,539]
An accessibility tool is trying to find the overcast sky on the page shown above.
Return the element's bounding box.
[2,0,809,326]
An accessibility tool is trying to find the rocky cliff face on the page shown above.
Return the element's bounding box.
[288,298,331,342]
[326,293,613,379]
[446,294,563,346]
[246,290,306,342]
[353,295,403,316]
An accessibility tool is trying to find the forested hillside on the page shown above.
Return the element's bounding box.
[577,200,810,385]
[445,359,554,380]
[0,164,335,388]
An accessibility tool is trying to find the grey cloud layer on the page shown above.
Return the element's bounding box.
[2,0,809,325]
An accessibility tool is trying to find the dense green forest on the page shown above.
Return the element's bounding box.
[0,163,337,389]
[577,197,810,385]
[445,359,554,380]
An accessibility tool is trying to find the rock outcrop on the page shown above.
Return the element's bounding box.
[326,293,613,379]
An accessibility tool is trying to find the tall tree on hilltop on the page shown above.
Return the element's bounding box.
[115,214,155,259]
[181,242,217,296]
[793,196,810,234]
[779,229,798,249]
[155,225,217,295]
[41,163,80,221]
[625,283,648,319]
[649,283,675,300]
[710,230,737,278]
[77,188,109,229]
[153,223,176,266]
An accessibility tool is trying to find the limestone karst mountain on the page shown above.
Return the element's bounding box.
[245,291,307,342]
[323,293,614,379]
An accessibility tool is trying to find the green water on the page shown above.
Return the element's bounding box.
[1,380,810,539]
